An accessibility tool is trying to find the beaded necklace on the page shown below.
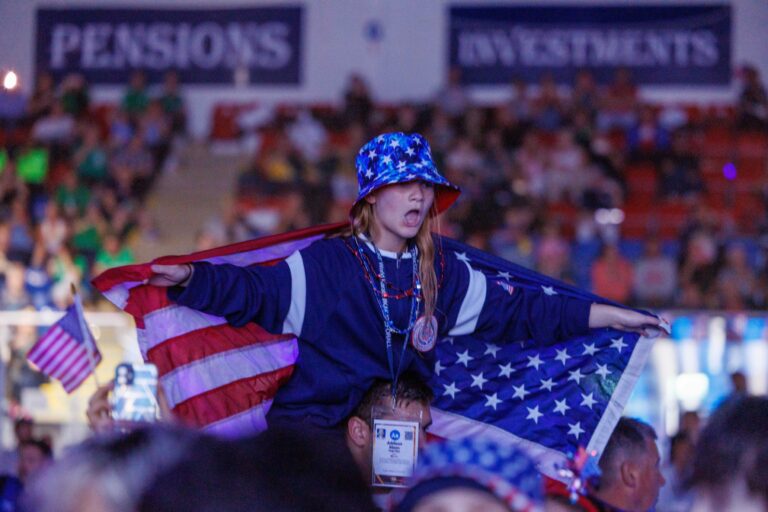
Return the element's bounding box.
[353,236,421,394]
[349,246,416,299]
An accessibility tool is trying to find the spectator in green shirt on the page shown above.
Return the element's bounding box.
[71,202,106,274]
[159,70,186,136]
[55,171,91,218]
[121,70,149,120]
[60,73,90,119]
[74,124,108,186]
[94,231,135,275]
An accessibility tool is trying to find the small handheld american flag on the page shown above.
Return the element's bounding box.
[26,291,102,393]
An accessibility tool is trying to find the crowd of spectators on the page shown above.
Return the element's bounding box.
[0,69,185,402]
[1,65,766,316]
[214,65,768,312]
[0,69,184,306]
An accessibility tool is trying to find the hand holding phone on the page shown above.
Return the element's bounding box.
[111,363,159,424]
[87,382,115,433]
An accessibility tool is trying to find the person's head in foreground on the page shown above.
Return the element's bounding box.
[687,395,768,512]
[389,437,543,512]
[18,439,53,483]
[21,425,200,512]
[346,372,434,482]
[139,426,376,512]
[591,417,665,512]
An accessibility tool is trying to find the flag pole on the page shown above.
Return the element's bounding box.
[71,284,101,389]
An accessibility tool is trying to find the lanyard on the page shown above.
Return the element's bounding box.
[355,236,421,400]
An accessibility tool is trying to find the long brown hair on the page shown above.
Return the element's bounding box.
[350,201,438,320]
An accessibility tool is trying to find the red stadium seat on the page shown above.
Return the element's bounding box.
[626,164,658,199]
[657,202,690,238]
[620,202,652,239]
[607,128,627,152]
[702,126,734,157]
[537,131,558,148]
[701,157,731,175]
[89,103,116,141]
[736,157,767,180]
[736,132,768,158]
[210,103,258,141]
[682,104,704,124]
[328,130,350,148]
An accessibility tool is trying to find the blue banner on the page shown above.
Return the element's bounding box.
[35,7,303,85]
[449,5,731,85]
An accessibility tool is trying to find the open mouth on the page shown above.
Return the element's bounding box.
[404,208,422,227]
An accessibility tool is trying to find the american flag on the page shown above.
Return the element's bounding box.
[427,238,653,478]
[92,223,347,436]
[93,224,653,476]
[27,297,102,393]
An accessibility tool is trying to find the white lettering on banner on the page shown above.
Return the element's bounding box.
[175,24,192,68]
[50,24,81,68]
[190,22,226,69]
[47,21,294,71]
[691,33,718,66]
[82,24,112,68]
[145,24,176,69]
[114,24,143,68]
[258,23,292,68]
[456,27,720,68]
[221,23,292,68]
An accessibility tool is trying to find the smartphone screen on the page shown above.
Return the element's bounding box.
[111,362,159,423]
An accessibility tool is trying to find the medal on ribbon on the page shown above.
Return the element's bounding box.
[411,315,438,352]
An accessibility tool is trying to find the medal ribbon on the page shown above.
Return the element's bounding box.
[354,236,421,400]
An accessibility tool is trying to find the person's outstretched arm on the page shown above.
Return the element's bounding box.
[588,303,665,337]
[147,260,291,330]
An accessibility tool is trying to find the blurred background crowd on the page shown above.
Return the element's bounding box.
[3,62,766,317]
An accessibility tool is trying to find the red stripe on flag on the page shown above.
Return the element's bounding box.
[52,346,89,380]
[148,322,293,376]
[172,365,295,427]
[45,343,82,378]
[61,357,91,389]
[63,353,102,393]
[27,326,69,366]
[27,327,65,362]
[124,286,174,329]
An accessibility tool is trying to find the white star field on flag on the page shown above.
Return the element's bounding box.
[427,248,644,462]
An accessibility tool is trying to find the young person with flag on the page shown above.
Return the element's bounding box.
[146,132,663,437]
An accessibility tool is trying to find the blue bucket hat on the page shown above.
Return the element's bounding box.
[353,132,460,216]
[389,437,543,512]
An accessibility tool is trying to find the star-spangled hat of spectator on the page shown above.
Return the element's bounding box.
[353,132,460,216]
[389,437,543,512]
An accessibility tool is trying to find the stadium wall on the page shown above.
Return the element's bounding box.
[1,0,766,138]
